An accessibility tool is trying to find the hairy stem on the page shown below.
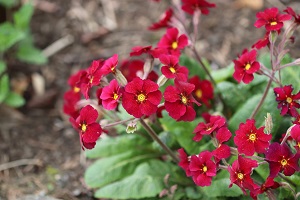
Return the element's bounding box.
[140,118,180,163]
[102,117,135,128]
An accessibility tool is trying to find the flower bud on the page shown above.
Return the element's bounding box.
[264,113,273,134]
[126,120,138,133]
[114,69,128,87]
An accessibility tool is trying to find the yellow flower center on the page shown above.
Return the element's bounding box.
[195,89,202,98]
[237,172,244,180]
[206,127,212,131]
[169,67,176,73]
[113,93,119,100]
[137,93,146,103]
[245,63,251,70]
[181,95,188,104]
[89,76,94,84]
[202,166,208,172]
[281,159,288,166]
[286,97,292,104]
[298,142,300,148]
[73,86,80,93]
[270,21,277,26]
[81,123,87,132]
[249,133,256,142]
[172,41,178,49]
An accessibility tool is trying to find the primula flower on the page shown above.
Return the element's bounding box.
[79,59,105,99]
[254,7,292,31]
[122,77,162,118]
[292,114,300,125]
[70,105,103,150]
[159,54,189,81]
[100,79,123,110]
[63,91,80,119]
[178,148,192,176]
[265,142,300,178]
[148,8,173,30]
[130,46,152,57]
[290,125,300,152]
[212,127,232,162]
[250,177,280,199]
[228,156,259,194]
[164,80,200,121]
[284,7,300,25]
[189,76,214,107]
[189,151,216,187]
[274,85,300,117]
[100,54,118,75]
[157,28,188,56]
[233,49,260,84]
[234,119,272,156]
[193,115,226,142]
[181,0,216,15]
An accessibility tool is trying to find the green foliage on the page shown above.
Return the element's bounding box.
[13,4,34,30]
[179,54,206,79]
[0,0,18,8]
[0,61,6,74]
[0,22,25,52]
[3,92,25,107]
[0,74,9,103]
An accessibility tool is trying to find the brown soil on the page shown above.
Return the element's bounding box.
[0,0,299,199]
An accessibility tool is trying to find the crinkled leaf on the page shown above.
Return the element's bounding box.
[13,4,34,30]
[201,178,243,197]
[179,54,207,79]
[0,22,25,52]
[84,151,159,188]
[281,65,300,92]
[94,160,171,199]
[211,63,234,83]
[16,43,47,65]
[3,92,25,107]
[0,74,9,103]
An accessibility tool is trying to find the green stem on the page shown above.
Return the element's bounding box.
[140,118,180,163]
[102,117,135,128]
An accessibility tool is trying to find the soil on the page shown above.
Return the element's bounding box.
[0,0,299,200]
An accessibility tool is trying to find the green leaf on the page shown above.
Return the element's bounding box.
[0,74,9,103]
[13,4,34,30]
[95,160,171,199]
[3,92,25,107]
[179,54,206,79]
[84,151,159,188]
[0,0,18,8]
[0,22,25,52]
[16,43,47,65]
[85,134,150,159]
[281,65,300,92]
[211,63,234,83]
[0,61,6,74]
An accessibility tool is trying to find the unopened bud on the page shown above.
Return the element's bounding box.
[126,120,138,133]
[114,69,128,87]
[264,113,273,134]
[142,58,153,80]
[157,75,168,87]
[269,31,278,44]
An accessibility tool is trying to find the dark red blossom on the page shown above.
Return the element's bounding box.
[178,148,192,176]
[293,114,300,125]
[164,80,200,121]
[265,142,299,178]
[254,7,292,31]
[228,156,259,194]
[148,8,173,30]
[290,125,300,152]
[122,77,162,118]
[100,54,118,75]
[274,85,300,117]
[100,79,122,110]
[157,28,188,56]
[189,151,216,187]
[193,115,226,142]
[63,90,80,119]
[70,105,103,150]
[130,46,152,57]
[212,127,232,161]
[234,119,272,156]
[159,54,189,81]
[181,0,216,15]
[189,76,214,107]
[284,7,300,24]
[233,49,260,84]
[250,177,280,200]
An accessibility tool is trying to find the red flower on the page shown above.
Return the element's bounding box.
[100,79,123,110]
[212,127,232,161]
[122,77,162,118]
[178,148,192,176]
[233,49,260,84]
[274,85,300,117]
[250,177,280,199]
[193,115,226,142]
[130,46,152,57]
[290,125,300,152]
[284,7,300,25]
[189,76,214,107]
[164,80,200,121]
[234,119,272,156]
[293,114,300,125]
[70,105,103,150]
[159,54,189,81]
[148,8,173,30]
[228,156,259,194]
[63,91,80,119]
[100,54,118,75]
[265,142,299,178]
[189,151,216,187]
[157,28,188,56]
[181,0,216,15]
[254,7,291,31]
